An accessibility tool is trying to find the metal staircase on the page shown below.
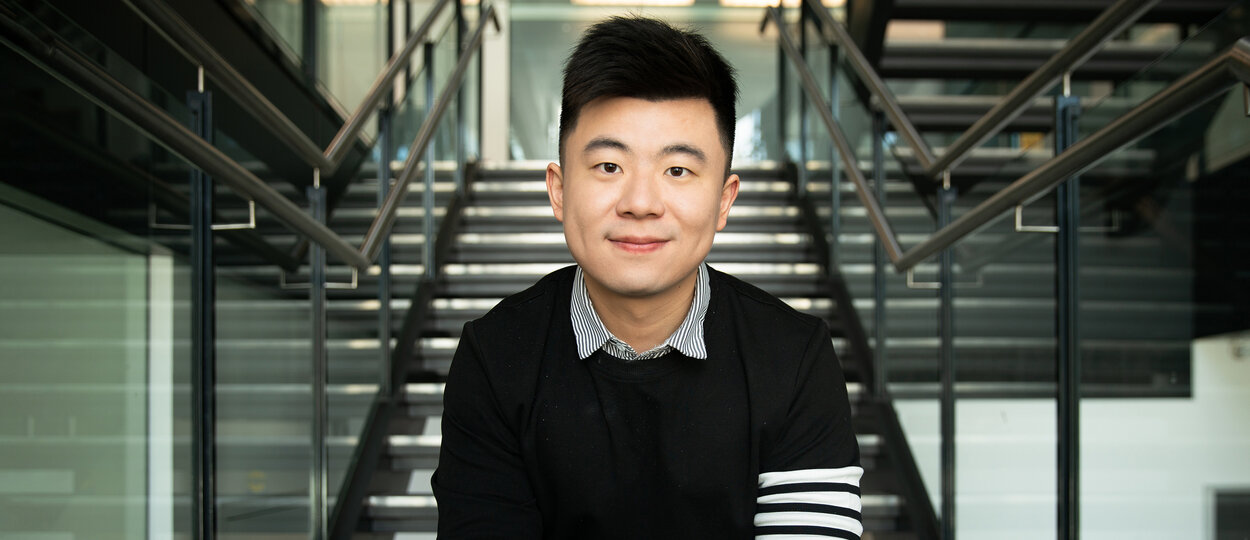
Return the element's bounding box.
[4,0,1249,538]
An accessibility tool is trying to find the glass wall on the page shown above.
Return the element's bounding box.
[0,30,195,537]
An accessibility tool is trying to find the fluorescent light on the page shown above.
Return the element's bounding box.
[719,0,844,7]
[571,0,695,5]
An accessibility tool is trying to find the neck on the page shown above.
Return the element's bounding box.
[584,269,697,353]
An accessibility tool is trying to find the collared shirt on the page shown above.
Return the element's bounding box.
[570,263,710,361]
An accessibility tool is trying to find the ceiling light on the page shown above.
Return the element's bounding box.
[571,0,695,6]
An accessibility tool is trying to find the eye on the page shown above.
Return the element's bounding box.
[667,166,690,178]
[595,163,620,174]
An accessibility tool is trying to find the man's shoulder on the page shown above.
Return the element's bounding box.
[707,265,824,335]
[466,265,575,343]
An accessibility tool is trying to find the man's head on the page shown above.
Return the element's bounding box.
[547,17,741,307]
[558,16,738,170]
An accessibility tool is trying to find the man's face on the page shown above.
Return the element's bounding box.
[546,96,740,301]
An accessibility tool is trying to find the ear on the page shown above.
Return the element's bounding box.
[716,173,740,232]
[546,162,566,223]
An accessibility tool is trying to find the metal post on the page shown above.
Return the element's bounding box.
[309,178,328,540]
[872,111,888,397]
[1055,93,1082,540]
[188,87,216,540]
[796,3,810,196]
[454,0,466,195]
[829,43,842,268]
[938,184,957,540]
[423,42,437,280]
[302,0,319,83]
[380,0,397,397]
[378,110,394,396]
[777,16,788,165]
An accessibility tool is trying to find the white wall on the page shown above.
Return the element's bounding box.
[897,332,1250,539]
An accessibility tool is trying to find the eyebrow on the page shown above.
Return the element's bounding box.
[582,137,629,155]
[660,143,707,164]
[582,137,708,165]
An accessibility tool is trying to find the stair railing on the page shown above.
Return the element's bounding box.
[2,2,498,537]
[772,1,1250,272]
[805,0,1161,182]
[123,0,452,177]
[768,3,1250,539]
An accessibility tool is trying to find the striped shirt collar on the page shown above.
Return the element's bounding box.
[570,263,710,361]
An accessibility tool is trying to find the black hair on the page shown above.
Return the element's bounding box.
[559,16,738,171]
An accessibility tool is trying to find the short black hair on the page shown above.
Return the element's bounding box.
[559,16,738,171]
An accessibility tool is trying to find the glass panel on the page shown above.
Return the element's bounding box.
[1081,0,1250,137]
[0,38,195,539]
[319,0,388,124]
[950,180,1058,538]
[241,0,305,60]
[1079,82,1250,539]
[214,267,313,537]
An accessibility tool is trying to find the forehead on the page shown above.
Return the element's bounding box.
[570,97,723,155]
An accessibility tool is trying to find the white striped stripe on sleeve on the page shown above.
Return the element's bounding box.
[755,466,865,539]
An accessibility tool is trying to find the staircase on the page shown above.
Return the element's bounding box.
[355,166,932,537]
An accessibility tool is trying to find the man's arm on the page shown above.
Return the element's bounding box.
[432,322,543,538]
[754,321,864,539]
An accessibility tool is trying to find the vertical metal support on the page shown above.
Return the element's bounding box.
[301,0,319,82]
[796,3,809,196]
[828,43,842,267]
[938,185,957,540]
[871,111,888,397]
[1055,93,1082,540]
[423,42,437,280]
[776,16,788,166]
[454,0,466,195]
[380,0,397,397]
[378,109,394,396]
[188,88,216,540]
[477,1,486,168]
[308,177,329,540]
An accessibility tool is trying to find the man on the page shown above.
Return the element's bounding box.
[432,16,862,539]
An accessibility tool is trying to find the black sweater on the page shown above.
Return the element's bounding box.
[433,266,860,539]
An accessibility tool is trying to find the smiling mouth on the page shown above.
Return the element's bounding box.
[609,237,667,254]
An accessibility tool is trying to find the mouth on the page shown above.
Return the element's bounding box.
[609,236,668,254]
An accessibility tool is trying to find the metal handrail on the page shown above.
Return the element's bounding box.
[358,4,500,263]
[768,4,1250,271]
[920,0,1160,178]
[802,0,1159,180]
[0,9,373,270]
[323,0,453,172]
[125,0,453,176]
[895,38,1250,270]
[800,0,935,172]
[123,0,333,172]
[767,7,906,263]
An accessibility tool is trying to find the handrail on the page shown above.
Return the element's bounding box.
[124,0,453,176]
[800,0,936,172]
[123,0,333,172]
[323,0,452,172]
[768,4,1250,271]
[895,38,1250,270]
[802,0,1159,180]
[0,9,373,270]
[921,0,1160,178]
[359,4,500,263]
[767,7,906,264]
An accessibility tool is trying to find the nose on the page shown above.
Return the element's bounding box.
[615,172,665,219]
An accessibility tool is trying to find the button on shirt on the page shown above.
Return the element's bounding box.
[570,263,710,361]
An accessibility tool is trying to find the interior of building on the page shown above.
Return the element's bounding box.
[1,0,1249,538]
